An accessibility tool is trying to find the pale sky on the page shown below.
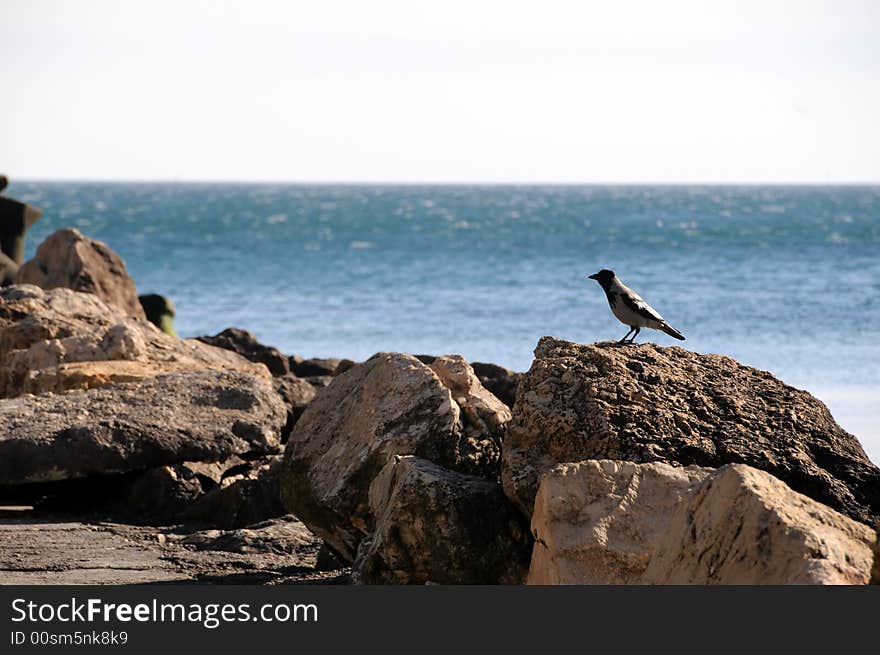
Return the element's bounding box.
[3,0,879,183]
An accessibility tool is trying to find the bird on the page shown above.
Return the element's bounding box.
[588,269,685,343]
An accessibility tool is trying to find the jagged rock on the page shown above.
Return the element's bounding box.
[139,294,177,337]
[0,370,286,485]
[273,373,318,442]
[645,464,880,584]
[280,352,508,561]
[0,252,18,286]
[502,337,880,525]
[528,460,878,585]
[353,456,531,584]
[197,327,289,376]
[289,356,341,377]
[0,285,268,397]
[17,228,146,319]
[428,355,511,476]
[527,460,710,584]
[180,457,286,529]
[471,362,521,409]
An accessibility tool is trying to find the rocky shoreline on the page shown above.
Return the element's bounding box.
[0,227,878,584]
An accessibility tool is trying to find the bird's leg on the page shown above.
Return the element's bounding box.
[629,327,641,343]
[619,327,635,344]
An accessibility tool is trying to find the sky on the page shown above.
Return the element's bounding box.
[3,0,879,183]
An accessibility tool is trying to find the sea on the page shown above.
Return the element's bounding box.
[12,182,880,464]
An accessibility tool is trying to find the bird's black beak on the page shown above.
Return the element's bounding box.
[588,273,598,280]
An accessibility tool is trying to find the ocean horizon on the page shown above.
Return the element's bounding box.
[11,181,880,463]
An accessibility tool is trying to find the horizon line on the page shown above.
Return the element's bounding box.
[8,178,880,187]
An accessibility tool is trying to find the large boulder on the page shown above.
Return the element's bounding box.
[0,370,286,485]
[353,456,531,584]
[280,352,509,561]
[16,228,146,319]
[527,460,709,584]
[0,285,268,397]
[503,337,880,525]
[197,327,289,377]
[528,460,878,585]
[644,464,878,584]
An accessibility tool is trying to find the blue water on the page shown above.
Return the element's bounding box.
[11,183,880,460]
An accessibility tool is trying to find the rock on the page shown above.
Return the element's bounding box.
[304,375,333,388]
[180,457,286,529]
[527,460,710,584]
[273,373,318,442]
[0,516,339,585]
[316,542,347,571]
[0,195,42,264]
[528,460,878,585]
[502,337,880,525]
[0,285,268,397]
[289,356,341,377]
[0,252,18,286]
[0,370,286,485]
[17,228,145,319]
[280,352,507,561]
[471,361,521,409]
[428,355,511,476]
[197,327,289,376]
[644,464,879,584]
[139,293,178,337]
[353,456,532,584]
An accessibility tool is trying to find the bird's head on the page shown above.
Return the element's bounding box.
[588,269,615,288]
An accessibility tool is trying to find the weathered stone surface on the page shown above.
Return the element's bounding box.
[0,514,341,585]
[643,464,878,585]
[0,370,286,485]
[197,327,289,376]
[429,355,511,477]
[0,285,267,397]
[354,456,531,584]
[17,228,146,319]
[527,460,710,584]
[503,337,880,525]
[528,460,878,585]
[281,352,507,561]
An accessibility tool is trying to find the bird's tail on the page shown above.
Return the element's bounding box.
[660,322,685,341]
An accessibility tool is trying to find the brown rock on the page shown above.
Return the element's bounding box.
[197,327,289,376]
[0,285,268,397]
[645,464,878,584]
[0,370,286,485]
[17,228,146,319]
[354,456,531,584]
[527,460,710,584]
[502,337,880,525]
[529,460,878,585]
[280,352,507,561]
